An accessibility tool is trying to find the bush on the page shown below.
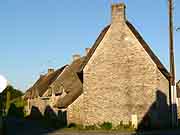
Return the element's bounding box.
[7,103,24,119]
[115,121,135,131]
[85,124,98,130]
[99,122,112,130]
[68,123,77,128]
[67,123,84,130]
[67,121,135,131]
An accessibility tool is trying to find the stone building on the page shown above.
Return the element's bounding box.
[67,3,171,128]
[25,3,171,128]
[24,56,85,114]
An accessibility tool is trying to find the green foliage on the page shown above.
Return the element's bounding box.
[115,121,135,131]
[11,97,26,108]
[85,124,98,130]
[68,123,77,128]
[66,121,135,131]
[99,122,112,130]
[67,123,84,130]
[7,103,24,118]
[6,90,11,113]
[2,85,23,100]
[0,85,24,116]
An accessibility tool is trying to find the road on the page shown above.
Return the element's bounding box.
[4,118,180,135]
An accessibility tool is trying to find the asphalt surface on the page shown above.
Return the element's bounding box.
[4,118,180,135]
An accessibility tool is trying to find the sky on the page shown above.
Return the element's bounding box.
[0,0,179,92]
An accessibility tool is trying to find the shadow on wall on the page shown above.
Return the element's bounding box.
[3,91,175,134]
[138,90,171,130]
[4,104,67,135]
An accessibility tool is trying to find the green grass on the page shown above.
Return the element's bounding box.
[63,122,135,132]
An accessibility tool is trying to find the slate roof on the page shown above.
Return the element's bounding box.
[80,21,170,80]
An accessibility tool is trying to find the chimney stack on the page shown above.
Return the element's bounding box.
[73,54,81,61]
[111,3,126,24]
[48,68,54,74]
[40,74,45,78]
[85,48,90,55]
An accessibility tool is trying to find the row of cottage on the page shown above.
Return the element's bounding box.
[24,3,180,128]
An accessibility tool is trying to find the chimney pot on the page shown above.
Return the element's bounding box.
[85,48,90,55]
[73,54,81,61]
[48,68,54,74]
[111,3,126,23]
[40,74,45,78]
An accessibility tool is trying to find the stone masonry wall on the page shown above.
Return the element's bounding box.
[67,3,170,127]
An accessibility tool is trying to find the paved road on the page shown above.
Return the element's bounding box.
[4,118,180,135]
[43,130,180,135]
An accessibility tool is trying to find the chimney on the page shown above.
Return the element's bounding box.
[73,54,81,61]
[40,74,45,78]
[48,68,54,74]
[111,3,126,24]
[85,48,90,55]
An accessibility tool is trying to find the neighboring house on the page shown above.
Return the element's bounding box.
[25,3,171,128]
[24,56,85,114]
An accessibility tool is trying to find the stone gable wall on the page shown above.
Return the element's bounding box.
[80,21,170,127]
[67,4,170,128]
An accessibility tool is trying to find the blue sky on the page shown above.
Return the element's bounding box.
[0,0,179,91]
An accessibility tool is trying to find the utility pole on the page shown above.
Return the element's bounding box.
[168,0,178,127]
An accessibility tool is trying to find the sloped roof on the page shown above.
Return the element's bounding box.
[70,56,86,73]
[24,65,67,99]
[52,66,83,108]
[43,57,85,97]
[80,21,170,80]
[80,25,110,71]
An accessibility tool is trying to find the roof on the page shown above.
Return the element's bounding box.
[43,57,85,97]
[80,21,170,80]
[80,25,110,71]
[52,66,83,108]
[70,56,86,73]
[24,65,67,99]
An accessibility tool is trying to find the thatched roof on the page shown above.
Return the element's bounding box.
[80,21,170,80]
[52,66,83,108]
[24,65,67,99]
[70,56,85,73]
[126,21,170,80]
[24,54,86,100]
[42,56,85,97]
[80,25,110,71]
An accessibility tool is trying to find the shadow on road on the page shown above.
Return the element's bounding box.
[4,105,67,135]
[2,90,177,135]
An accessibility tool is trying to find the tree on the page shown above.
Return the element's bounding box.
[0,85,24,116]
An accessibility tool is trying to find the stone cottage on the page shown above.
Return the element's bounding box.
[66,3,171,128]
[24,55,85,114]
[25,3,171,128]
